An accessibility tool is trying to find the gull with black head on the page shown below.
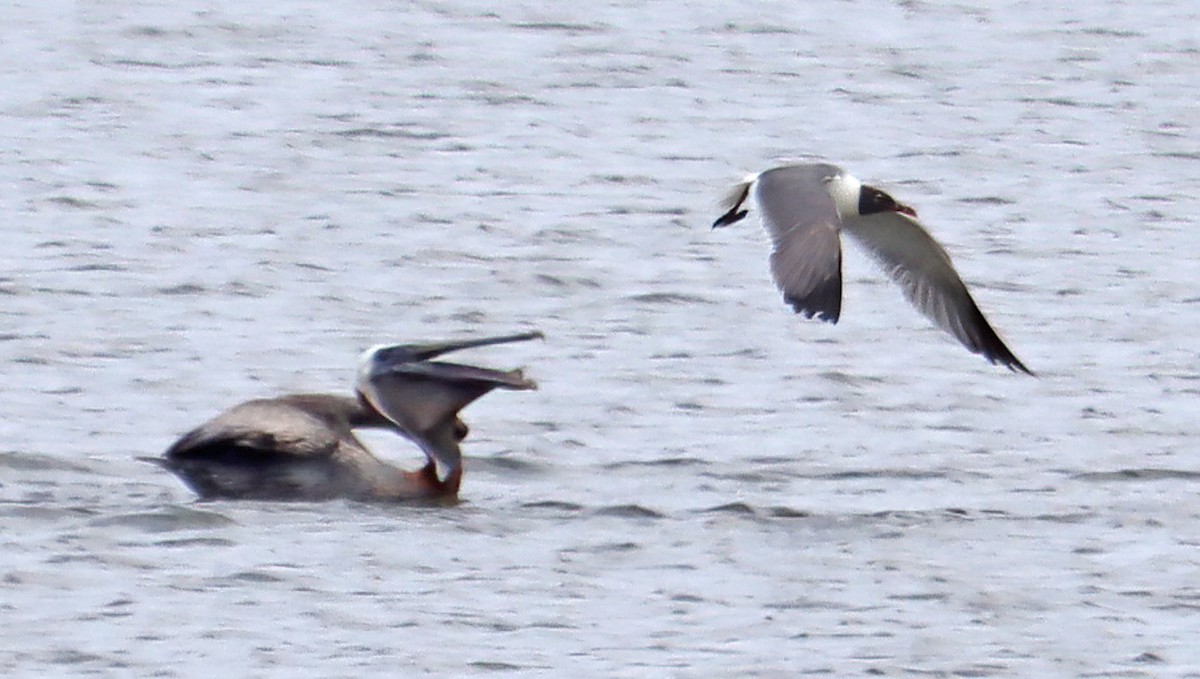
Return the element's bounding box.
[713,162,1031,374]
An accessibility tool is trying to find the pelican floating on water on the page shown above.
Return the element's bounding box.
[146,332,542,502]
[713,163,1031,374]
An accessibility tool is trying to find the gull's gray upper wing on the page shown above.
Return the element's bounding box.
[842,211,1031,374]
[755,164,845,322]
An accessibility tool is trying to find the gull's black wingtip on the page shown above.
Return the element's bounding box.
[963,303,1034,376]
[981,340,1034,376]
[712,209,748,229]
[784,288,841,325]
[1004,356,1035,377]
[802,307,841,324]
[713,180,753,229]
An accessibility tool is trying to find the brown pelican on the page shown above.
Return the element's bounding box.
[146,332,542,502]
[713,163,1031,374]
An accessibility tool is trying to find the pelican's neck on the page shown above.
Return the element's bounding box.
[349,392,393,428]
[384,461,461,502]
[826,172,863,221]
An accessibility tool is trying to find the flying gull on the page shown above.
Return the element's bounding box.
[713,162,1031,374]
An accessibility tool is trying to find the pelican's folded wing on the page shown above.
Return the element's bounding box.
[165,400,342,460]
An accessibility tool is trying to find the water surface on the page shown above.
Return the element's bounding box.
[2,1,1199,676]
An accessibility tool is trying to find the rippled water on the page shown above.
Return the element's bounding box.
[3,0,1199,676]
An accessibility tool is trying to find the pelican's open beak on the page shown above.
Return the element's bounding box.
[403,331,544,362]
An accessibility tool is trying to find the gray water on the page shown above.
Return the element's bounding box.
[2,0,1199,676]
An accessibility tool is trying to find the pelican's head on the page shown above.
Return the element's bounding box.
[356,343,407,392]
[353,332,543,481]
[354,342,463,479]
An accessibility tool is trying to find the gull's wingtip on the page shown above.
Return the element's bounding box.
[980,340,1034,376]
[717,173,759,211]
[712,209,748,229]
[713,174,758,229]
[1006,357,1035,377]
